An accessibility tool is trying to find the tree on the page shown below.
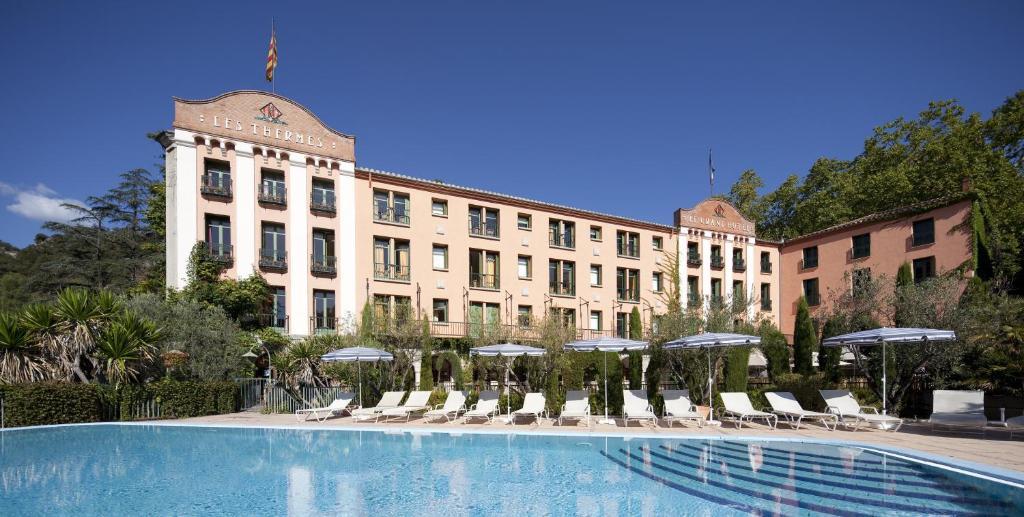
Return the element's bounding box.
[94,312,159,387]
[418,319,434,391]
[0,312,45,383]
[758,321,789,382]
[818,317,843,383]
[628,307,642,339]
[726,169,765,222]
[181,243,270,324]
[792,297,816,375]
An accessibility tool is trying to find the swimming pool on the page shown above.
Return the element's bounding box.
[1,424,1021,516]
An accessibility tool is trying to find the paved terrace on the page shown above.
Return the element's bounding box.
[177,411,1024,475]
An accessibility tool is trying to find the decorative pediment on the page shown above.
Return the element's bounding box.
[674,199,756,236]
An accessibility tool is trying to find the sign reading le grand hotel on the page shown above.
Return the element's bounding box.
[674,202,757,236]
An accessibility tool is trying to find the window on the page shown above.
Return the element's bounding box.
[550,307,576,328]
[548,219,575,248]
[517,213,532,230]
[269,287,287,329]
[803,278,820,306]
[311,179,336,213]
[652,272,664,293]
[432,299,449,323]
[760,251,772,273]
[201,159,232,197]
[259,169,286,205]
[373,237,411,281]
[431,199,448,217]
[468,205,500,237]
[853,268,871,294]
[432,245,448,271]
[260,223,287,269]
[311,229,336,274]
[710,245,724,268]
[375,295,413,328]
[732,280,744,302]
[590,311,602,331]
[469,249,500,289]
[615,312,629,338]
[373,190,410,225]
[616,267,640,301]
[687,276,700,307]
[802,246,818,269]
[652,236,663,250]
[913,218,935,247]
[913,256,936,283]
[760,283,771,311]
[205,215,232,260]
[617,231,640,257]
[687,242,701,266]
[851,233,871,259]
[549,259,576,296]
[517,305,532,327]
[710,278,722,303]
[518,255,532,279]
[313,290,336,331]
[590,225,602,241]
[590,264,602,286]
[732,248,746,271]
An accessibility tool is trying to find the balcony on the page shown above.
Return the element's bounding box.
[310,316,339,335]
[548,231,575,249]
[374,319,612,342]
[200,175,232,198]
[310,193,336,214]
[709,294,724,307]
[311,254,337,276]
[687,293,701,308]
[469,223,499,238]
[687,252,702,267]
[761,261,772,274]
[373,207,410,225]
[549,281,575,297]
[258,185,287,206]
[616,244,640,258]
[733,258,746,272]
[710,256,725,269]
[258,249,287,271]
[616,289,640,303]
[806,292,821,307]
[469,272,499,290]
[374,263,411,282]
[257,313,289,332]
[205,243,233,263]
[761,299,773,311]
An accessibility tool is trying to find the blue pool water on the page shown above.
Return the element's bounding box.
[0,424,1021,516]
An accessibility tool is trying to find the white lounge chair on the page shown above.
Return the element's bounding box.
[928,390,988,431]
[661,389,704,428]
[622,390,658,426]
[719,392,777,429]
[423,391,468,422]
[351,391,406,420]
[462,391,500,423]
[1006,415,1024,439]
[820,390,903,431]
[377,391,433,422]
[558,390,591,427]
[765,391,838,430]
[294,393,355,422]
[511,393,548,424]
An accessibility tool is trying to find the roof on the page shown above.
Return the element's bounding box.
[782,192,975,246]
[173,90,355,140]
[355,166,678,233]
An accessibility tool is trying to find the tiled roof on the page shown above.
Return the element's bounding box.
[356,166,677,232]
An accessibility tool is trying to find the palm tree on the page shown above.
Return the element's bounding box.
[52,288,107,382]
[20,303,66,380]
[0,313,45,383]
[95,312,158,386]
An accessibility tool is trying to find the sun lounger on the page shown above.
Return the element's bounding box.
[928,390,988,431]
[462,390,500,423]
[376,391,433,422]
[661,389,704,428]
[622,390,658,426]
[294,393,355,422]
[351,391,406,420]
[719,392,777,429]
[423,391,468,422]
[1006,415,1024,438]
[511,393,548,424]
[558,390,591,427]
[820,389,903,431]
[765,391,837,430]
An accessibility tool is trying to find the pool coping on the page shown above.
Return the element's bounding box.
[6,420,1024,490]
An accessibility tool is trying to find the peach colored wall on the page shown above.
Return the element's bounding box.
[194,140,237,279]
[778,200,973,338]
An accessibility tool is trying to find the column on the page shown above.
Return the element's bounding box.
[288,154,310,335]
[168,129,197,290]
[336,161,358,324]
[700,231,712,312]
[677,228,688,308]
[724,235,734,306]
[234,143,256,278]
[746,239,757,320]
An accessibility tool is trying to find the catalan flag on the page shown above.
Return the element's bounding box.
[265,27,278,83]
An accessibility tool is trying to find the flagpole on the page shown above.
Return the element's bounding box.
[271,18,276,94]
[708,148,715,197]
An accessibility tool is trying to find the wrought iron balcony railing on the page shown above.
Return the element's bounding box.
[258,185,287,205]
[761,261,772,274]
[733,258,746,272]
[257,313,289,332]
[469,222,499,238]
[373,206,410,225]
[200,175,232,198]
[549,281,575,297]
[374,263,411,282]
[310,316,339,335]
[258,249,287,270]
[548,231,575,249]
[710,256,725,269]
[469,272,499,290]
[310,193,336,214]
[617,243,640,258]
[205,243,233,263]
[311,254,337,276]
[687,252,702,267]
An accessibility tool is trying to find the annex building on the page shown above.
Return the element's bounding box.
[160,91,975,341]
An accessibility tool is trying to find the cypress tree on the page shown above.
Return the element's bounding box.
[793,297,816,375]
[418,319,434,391]
[818,317,842,383]
[629,307,643,339]
[723,346,750,391]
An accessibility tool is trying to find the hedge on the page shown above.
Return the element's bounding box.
[0,383,103,427]
[146,380,238,418]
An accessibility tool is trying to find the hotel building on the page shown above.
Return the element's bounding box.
[160,91,974,341]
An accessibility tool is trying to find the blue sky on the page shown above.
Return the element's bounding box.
[0,1,1021,247]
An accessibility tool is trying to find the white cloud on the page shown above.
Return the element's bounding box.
[0,182,84,223]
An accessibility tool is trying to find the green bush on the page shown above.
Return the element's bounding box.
[773,373,829,412]
[0,383,103,427]
[148,380,238,418]
[723,346,751,392]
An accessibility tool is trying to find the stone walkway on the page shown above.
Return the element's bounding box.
[174,411,1024,475]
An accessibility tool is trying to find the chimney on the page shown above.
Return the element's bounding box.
[961,176,972,193]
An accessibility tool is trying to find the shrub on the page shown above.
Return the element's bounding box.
[723,346,750,392]
[793,298,816,375]
[0,383,102,427]
[773,373,829,411]
[758,322,790,382]
[147,380,238,418]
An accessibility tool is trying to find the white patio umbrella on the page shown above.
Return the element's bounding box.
[822,327,956,415]
[664,332,761,417]
[469,343,546,424]
[321,346,394,408]
[564,336,648,425]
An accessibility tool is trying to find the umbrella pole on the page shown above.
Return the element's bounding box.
[707,348,713,406]
[603,352,609,423]
[882,341,887,415]
[506,363,511,423]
